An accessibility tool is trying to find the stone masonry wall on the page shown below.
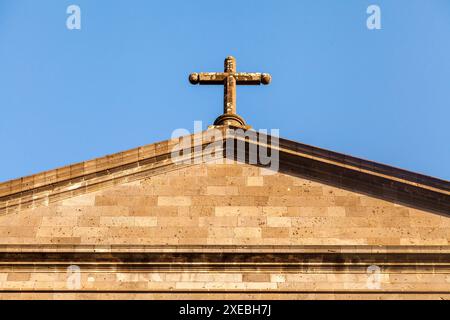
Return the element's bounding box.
[0,161,448,246]
[0,161,449,299]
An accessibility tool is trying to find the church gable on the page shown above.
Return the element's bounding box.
[1,128,448,218]
[1,128,449,299]
[1,161,448,247]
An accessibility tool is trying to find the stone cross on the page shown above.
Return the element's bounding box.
[189,56,271,128]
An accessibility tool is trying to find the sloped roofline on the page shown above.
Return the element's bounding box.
[275,134,450,193]
[0,126,449,215]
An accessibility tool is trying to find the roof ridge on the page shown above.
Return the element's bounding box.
[274,135,450,192]
[0,129,221,198]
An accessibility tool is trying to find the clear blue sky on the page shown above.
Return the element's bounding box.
[1,0,449,182]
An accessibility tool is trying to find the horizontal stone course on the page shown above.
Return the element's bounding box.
[0,162,448,246]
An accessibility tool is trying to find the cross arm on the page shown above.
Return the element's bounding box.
[235,73,272,85]
[189,72,272,85]
[189,72,227,85]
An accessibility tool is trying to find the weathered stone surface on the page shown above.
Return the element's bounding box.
[0,128,449,299]
[0,160,449,299]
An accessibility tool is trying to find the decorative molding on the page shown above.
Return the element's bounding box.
[1,128,449,215]
[1,245,449,273]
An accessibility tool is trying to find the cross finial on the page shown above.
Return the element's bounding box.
[189,56,271,128]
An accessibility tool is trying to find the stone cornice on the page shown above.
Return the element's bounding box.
[0,126,449,215]
[0,129,228,215]
[1,245,450,273]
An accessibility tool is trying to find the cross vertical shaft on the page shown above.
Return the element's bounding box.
[224,56,236,115]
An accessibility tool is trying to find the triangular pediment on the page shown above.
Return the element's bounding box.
[1,128,449,218]
[0,127,449,246]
